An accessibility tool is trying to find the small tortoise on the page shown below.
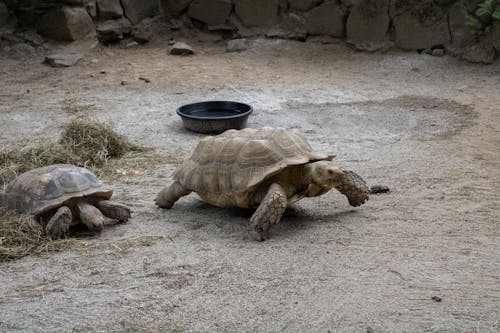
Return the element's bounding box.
[0,164,131,239]
[155,127,369,240]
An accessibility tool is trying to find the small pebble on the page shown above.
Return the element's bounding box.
[370,185,390,194]
[121,81,128,85]
[367,327,375,333]
[139,77,150,83]
[431,296,442,302]
[432,48,445,57]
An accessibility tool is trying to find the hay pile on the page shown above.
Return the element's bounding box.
[0,120,144,186]
[0,120,145,261]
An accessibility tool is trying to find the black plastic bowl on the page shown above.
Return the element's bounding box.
[177,101,253,134]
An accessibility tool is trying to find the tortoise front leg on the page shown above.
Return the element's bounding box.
[155,180,191,209]
[334,170,370,207]
[95,200,131,222]
[75,200,105,232]
[250,183,288,241]
[45,206,73,240]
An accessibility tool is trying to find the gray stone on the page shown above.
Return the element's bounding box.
[23,30,45,46]
[45,51,84,67]
[170,41,193,55]
[0,1,8,27]
[234,0,280,27]
[462,39,497,64]
[266,13,307,40]
[346,0,392,51]
[421,48,432,55]
[394,12,450,50]
[492,21,500,52]
[9,42,36,59]
[447,2,474,51]
[188,0,232,26]
[288,0,322,11]
[159,0,192,17]
[226,38,249,52]
[132,26,152,43]
[121,0,158,25]
[36,7,94,41]
[84,0,97,18]
[305,1,347,37]
[97,0,123,19]
[432,48,445,57]
[1,32,23,44]
[96,17,132,42]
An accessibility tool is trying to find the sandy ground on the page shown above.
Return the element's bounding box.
[0,36,499,333]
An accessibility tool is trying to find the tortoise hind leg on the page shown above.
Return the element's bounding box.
[95,200,131,222]
[250,183,288,241]
[45,206,72,240]
[75,201,105,232]
[334,170,370,207]
[155,180,191,209]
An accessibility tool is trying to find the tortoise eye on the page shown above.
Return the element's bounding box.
[328,169,333,175]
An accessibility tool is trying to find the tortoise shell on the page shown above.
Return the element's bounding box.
[2,164,112,217]
[173,127,333,197]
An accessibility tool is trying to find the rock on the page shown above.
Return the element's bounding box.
[170,41,193,55]
[132,27,152,44]
[84,0,97,18]
[96,0,123,20]
[45,51,84,67]
[431,296,442,302]
[462,39,497,64]
[96,17,132,43]
[159,0,192,17]
[492,21,500,52]
[226,38,249,52]
[288,0,322,11]
[188,0,232,26]
[121,0,158,25]
[234,0,280,27]
[9,42,36,59]
[266,13,307,40]
[369,185,390,194]
[36,7,95,41]
[393,12,449,50]
[421,48,432,55]
[432,48,444,57]
[305,1,347,37]
[0,1,8,27]
[447,2,474,54]
[346,0,392,51]
[22,30,45,46]
[1,32,23,44]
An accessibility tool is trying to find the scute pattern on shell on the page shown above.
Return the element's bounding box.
[3,164,112,216]
[173,127,330,195]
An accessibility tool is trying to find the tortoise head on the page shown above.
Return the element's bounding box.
[305,161,345,196]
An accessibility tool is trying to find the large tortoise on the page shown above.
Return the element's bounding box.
[155,127,369,240]
[0,164,131,239]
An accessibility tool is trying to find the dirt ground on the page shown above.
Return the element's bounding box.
[0,35,499,333]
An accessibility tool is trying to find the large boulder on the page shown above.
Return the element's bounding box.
[393,12,450,50]
[462,37,496,64]
[96,17,132,42]
[159,0,192,17]
[96,0,123,19]
[121,0,158,24]
[187,0,232,26]
[493,21,500,52]
[36,7,94,41]
[346,0,391,51]
[288,0,322,11]
[0,1,8,27]
[305,0,347,37]
[234,0,280,27]
[266,13,307,40]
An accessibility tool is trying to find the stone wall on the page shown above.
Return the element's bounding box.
[0,0,499,63]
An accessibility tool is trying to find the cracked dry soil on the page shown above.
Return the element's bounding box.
[0,38,499,333]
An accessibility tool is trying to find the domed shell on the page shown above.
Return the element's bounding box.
[2,164,112,217]
[173,127,334,195]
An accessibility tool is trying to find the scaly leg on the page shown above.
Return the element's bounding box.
[95,200,131,222]
[155,180,191,209]
[250,183,288,241]
[75,201,105,232]
[334,170,370,207]
[45,206,72,239]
